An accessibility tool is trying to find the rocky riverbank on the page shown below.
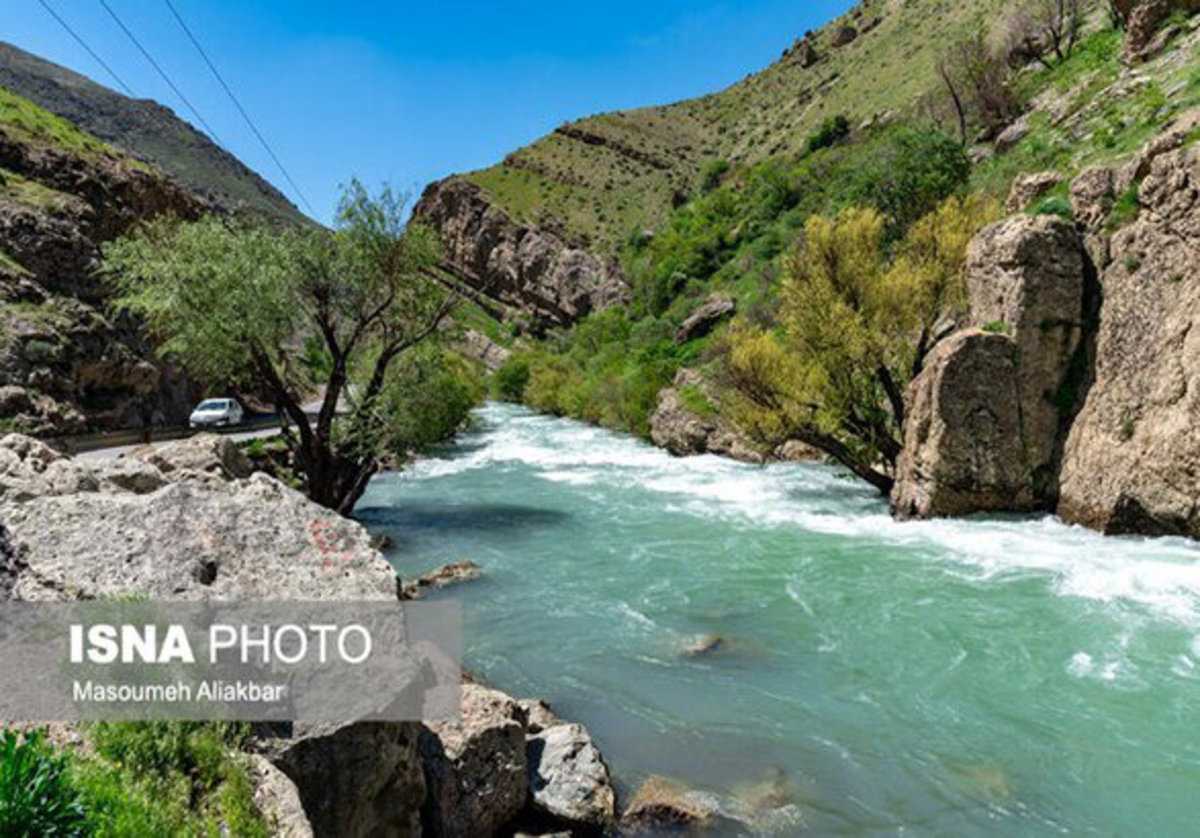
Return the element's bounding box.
[0,432,632,837]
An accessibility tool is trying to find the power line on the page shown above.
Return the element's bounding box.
[35,0,135,96]
[161,0,316,217]
[97,0,224,146]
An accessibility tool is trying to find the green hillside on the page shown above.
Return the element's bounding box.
[462,0,1012,252]
[0,42,309,226]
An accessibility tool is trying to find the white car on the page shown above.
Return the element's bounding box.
[188,398,244,429]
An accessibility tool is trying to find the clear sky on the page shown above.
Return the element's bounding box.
[4,0,854,224]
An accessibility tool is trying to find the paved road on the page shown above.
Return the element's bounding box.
[74,398,327,463]
[75,425,286,463]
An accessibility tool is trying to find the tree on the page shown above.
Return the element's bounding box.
[104,181,469,515]
[1006,0,1082,68]
[724,195,998,495]
[938,31,1020,143]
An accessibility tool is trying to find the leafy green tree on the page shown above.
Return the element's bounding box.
[104,181,468,515]
[725,195,997,494]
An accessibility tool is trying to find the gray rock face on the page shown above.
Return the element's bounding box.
[526,723,615,828]
[420,683,529,837]
[1058,143,1200,536]
[0,436,437,835]
[676,294,735,343]
[458,329,512,372]
[893,216,1086,519]
[4,470,399,603]
[413,178,627,328]
[1123,0,1200,61]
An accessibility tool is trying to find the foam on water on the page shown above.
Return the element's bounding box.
[413,404,1200,626]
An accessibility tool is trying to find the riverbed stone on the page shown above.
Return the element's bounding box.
[622,775,716,829]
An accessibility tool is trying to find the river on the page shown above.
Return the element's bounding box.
[357,402,1200,835]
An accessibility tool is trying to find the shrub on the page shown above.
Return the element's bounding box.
[1029,194,1073,219]
[493,356,532,401]
[0,729,87,838]
[698,158,730,193]
[804,115,851,156]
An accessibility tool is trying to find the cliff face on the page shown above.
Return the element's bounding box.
[1,86,207,434]
[893,112,1200,539]
[413,178,627,329]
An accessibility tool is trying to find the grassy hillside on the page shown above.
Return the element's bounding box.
[0,42,308,226]
[461,0,1012,253]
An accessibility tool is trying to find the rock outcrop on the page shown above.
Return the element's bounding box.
[1058,140,1200,536]
[893,216,1086,519]
[1,96,206,434]
[675,294,735,343]
[1122,0,1200,61]
[413,178,627,328]
[650,369,766,463]
[402,559,482,600]
[1005,171,1062,213]
[650,369,820,464]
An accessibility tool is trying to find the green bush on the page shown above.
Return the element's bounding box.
[1029,195,1073,219]
[804,114,851,156]
[698,158,730,193]
[493,356,531,401]
[0,729,87,837]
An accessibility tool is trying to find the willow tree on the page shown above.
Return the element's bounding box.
[725,195,997,494]
[104,181,466,515]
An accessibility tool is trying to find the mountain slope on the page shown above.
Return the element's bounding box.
[422,0,1010,256]
[0,42,307,226]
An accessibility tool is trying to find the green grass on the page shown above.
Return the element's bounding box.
[0,247,30,277]
[0,723,267,837]
[0,87,117,161]
[1,166,82,212]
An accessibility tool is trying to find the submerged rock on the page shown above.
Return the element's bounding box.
[402,559,482,600]
[684,634,727,658]
[622,775,716,829]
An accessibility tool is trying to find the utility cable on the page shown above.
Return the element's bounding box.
[35,0,135,96]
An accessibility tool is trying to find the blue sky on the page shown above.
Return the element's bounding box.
[5,0,854,223]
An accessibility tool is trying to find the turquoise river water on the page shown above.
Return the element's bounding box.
[358,402,1200,836]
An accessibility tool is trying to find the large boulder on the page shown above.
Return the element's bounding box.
[1058,144,1200,536]
[248,754,314,838]
[259,722,426,838]
[892,331,1033,518]
[420,683,530,837]
[893,215,1086,519]
[526,723,615,828]
[4,470,399,602]
[0,438,437,835]
[127,432,253,480]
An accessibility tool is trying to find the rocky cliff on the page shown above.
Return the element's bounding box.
[894,112,1200,539]
[1,87,208,435]
[413,178,627,329]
